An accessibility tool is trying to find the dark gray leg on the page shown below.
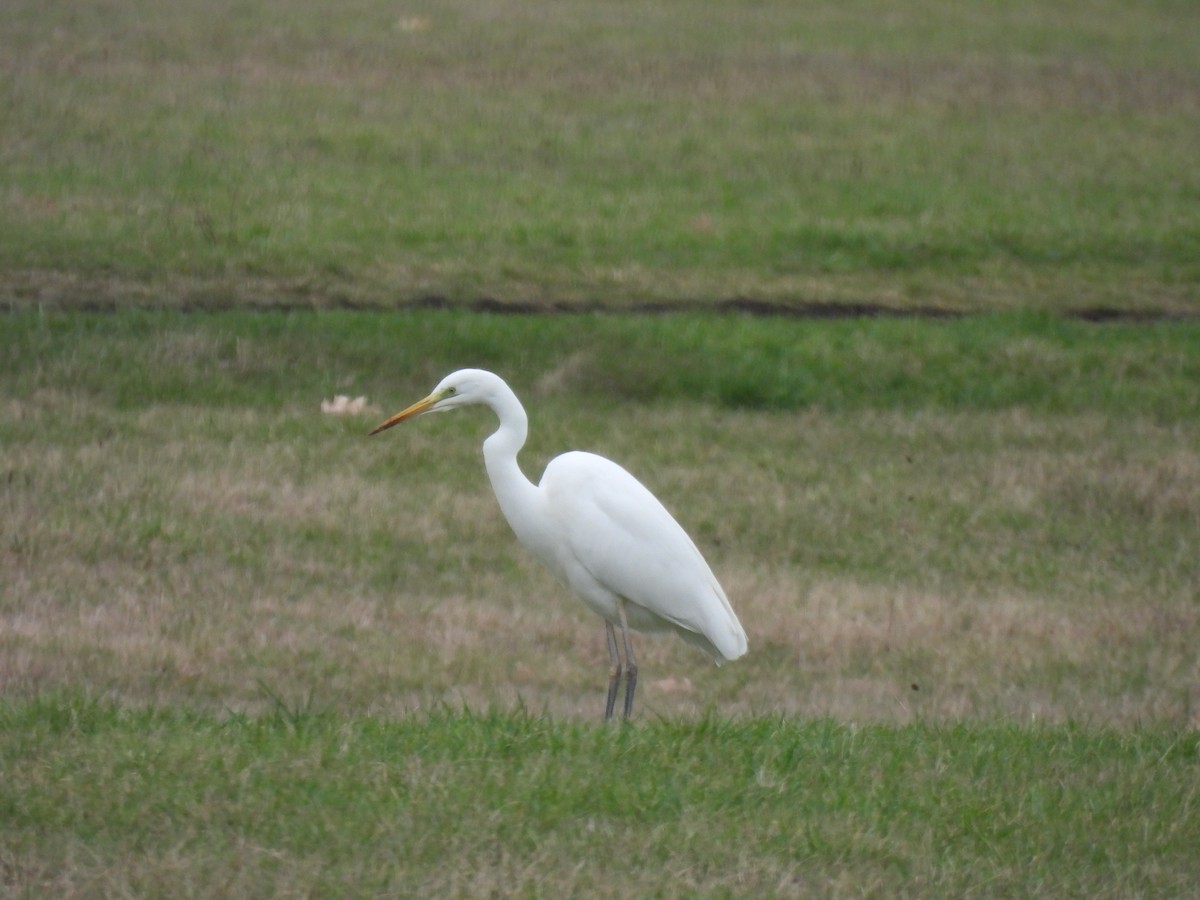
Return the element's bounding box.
[617,602,638,719]
[604,621,622,721]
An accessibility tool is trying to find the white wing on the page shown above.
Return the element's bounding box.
[538,451,747,662]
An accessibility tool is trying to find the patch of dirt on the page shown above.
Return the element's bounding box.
[1,271,1195,322]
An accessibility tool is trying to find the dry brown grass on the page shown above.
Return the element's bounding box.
[15,0,1196,115]
[3,391,1197,727]
[733,570,1200,726]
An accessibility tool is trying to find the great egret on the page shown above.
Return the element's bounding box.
[370,369,747,719]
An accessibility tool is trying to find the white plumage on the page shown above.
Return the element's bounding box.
[370,368,747,718]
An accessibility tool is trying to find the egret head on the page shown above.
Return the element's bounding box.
[369,369,499,435]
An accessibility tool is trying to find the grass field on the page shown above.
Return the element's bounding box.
[3,310,1199,893]
[3,698,1197,897]
[3,0,1199,312]
[4,0,1200,894]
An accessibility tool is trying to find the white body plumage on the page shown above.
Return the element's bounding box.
[371,368,747,717]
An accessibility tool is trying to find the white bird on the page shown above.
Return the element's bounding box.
[370,369,747,719]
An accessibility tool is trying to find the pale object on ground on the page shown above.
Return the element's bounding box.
[321,395,368,415]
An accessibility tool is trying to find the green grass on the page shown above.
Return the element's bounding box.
[2,695,1197,897]
[3,0,1199,312]
[3,309,1198,718]
[4,0,1200,890]
[7,308,1200,416]
[3,309,1199,892]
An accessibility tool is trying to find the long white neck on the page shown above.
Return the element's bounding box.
[480,379,543,548]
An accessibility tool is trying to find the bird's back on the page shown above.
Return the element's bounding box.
[536,450,747,662]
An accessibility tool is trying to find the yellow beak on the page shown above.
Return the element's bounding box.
[368,392,440,435]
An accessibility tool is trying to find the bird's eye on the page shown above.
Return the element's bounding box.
[446,387,457,395]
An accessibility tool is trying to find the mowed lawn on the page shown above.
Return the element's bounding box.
[2,311,1199,894]
[3,0,1200,894]
[2,0,1198,312]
